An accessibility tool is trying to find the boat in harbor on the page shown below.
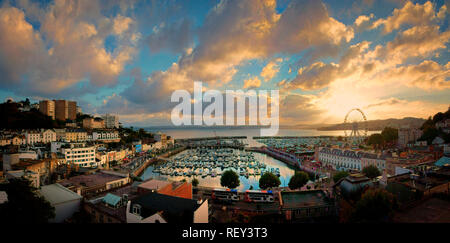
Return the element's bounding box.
[149,147,284,180]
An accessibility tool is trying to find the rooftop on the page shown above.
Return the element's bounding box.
[58,171,125,188]
[39,183,82,205]
[130,192,202,221]
[280,190,330,209]
[137,179,171,191]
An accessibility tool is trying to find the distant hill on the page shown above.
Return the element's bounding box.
[315,117,426,131]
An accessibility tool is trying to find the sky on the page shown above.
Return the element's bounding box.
[0,0,449,127]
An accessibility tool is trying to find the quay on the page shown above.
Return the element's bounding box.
[130,146,187,177]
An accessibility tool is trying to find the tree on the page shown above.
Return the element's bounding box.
[288,171,309,190]
[351,188,397,222]
[191,178,199,187]
[220,170,240,189]
[259,172,281,189]
[367,133,384,149]
[362,165,381,179]
[381,127,398,143]
[418,126,439,144]
[0,178,55,223]
[333,171,349,183]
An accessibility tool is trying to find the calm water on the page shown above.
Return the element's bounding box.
[140,149,296,190]
[144,127,381,140]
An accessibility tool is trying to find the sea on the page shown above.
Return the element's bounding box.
[143,127,381,140]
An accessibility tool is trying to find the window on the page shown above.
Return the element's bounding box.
[132,204,141,216]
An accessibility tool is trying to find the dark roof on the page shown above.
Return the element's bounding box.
[280,190,330,209]
[130,192,201,222]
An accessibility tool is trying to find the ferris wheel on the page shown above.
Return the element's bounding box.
[344,108,368,144]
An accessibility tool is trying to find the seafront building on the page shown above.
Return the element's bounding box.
[317,147,389,172]
[317,147,364,171]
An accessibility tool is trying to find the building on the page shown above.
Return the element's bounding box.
[6,170,40,188]
[360,153,387,172]
[68,101,77,120]
[25,130,42,144]
[334,173,373,195]
[137,179,193,199]
[55,100,77,121]
[279,190,335,221]
[11,158,58,185]
[41,129,56,143]
[0,134,25,146]
[92,130,120,143]
[155,133,168,146]
[83,184,139,223]
[39,183,82,223]
[398,127,423,148]
[11,135,26,145]
[102,114,119,129]
[58,170,130,197]
[65,129,88,142]
[39,100,55,120]
[386,154,435,176]
[126,192,208,223]
[61,143,96,167]
[317,147,362,171]
[82,117,105,129]
[54,128,66,141]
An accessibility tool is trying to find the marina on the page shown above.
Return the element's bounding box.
[140,148,296,190]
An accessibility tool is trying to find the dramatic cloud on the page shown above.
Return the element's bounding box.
[354,13,374,32]
[0,0,140,96]
[260,58,283,81]
[372,1,447,33]
[381,60,450,90]
[280,94,324,124]
[243,76,262,89]
[282,41,371,90]
[124,0,355,108]
[0,0,448,126]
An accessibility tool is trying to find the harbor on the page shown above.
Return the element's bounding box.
[140,148,296,190]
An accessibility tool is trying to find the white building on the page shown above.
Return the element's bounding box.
[318,147,362,171]
[41,129,57,143]
[102,114,119,129]
[25,130,42,144]
[39,183,82,223]
[61,143,96,167]
[92,130,120,142]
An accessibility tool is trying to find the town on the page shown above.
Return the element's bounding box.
[0,98,449,223]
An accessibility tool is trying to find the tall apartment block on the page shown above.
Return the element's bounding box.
[68,101,77,120]
[398,126,423,148]
[40,99,77,121]
[39,100,55,120]
[102,114,119,128]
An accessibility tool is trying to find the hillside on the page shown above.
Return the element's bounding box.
[316,117,426,131]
